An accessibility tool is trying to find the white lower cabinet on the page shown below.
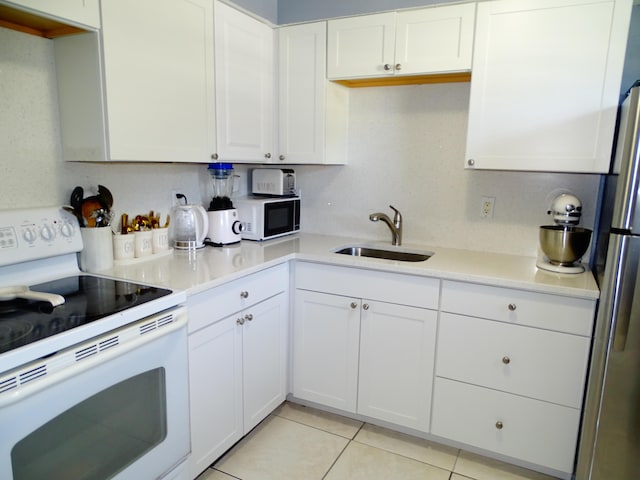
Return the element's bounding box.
[292,262,439,433]
[187,265,288,479]
[433,280,596,477]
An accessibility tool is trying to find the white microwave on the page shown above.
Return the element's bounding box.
[234,196,300,241]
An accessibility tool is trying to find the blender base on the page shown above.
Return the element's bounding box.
[536,257,585,274]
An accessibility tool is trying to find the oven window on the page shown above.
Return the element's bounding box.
[11,368,167,480]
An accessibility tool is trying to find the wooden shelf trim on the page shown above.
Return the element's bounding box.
[332,72,471,88]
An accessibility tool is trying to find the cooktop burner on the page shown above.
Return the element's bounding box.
[0,275,172,354]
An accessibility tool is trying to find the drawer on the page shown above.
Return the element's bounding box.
[436,313,590,408]
[441,280,595,335]
[188,263,288,333]
[295,262,439,309]
[431,378,580,475]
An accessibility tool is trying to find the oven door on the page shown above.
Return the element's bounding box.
[0,308,190,480]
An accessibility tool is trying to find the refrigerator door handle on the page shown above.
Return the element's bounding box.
[610,235,640,351]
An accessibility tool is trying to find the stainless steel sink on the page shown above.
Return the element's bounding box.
[333,245,433,262]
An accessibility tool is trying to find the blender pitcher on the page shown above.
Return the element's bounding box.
[208,163,238,211]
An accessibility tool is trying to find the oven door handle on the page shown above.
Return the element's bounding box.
[0,313,187,408]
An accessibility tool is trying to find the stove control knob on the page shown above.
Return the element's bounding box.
[22,227,37,244]
[40,224,56,241]
[60,222,75,238]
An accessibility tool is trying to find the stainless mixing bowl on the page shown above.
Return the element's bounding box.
[539,226,592,266]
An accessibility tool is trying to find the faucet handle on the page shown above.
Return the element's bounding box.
[389,205,402,223]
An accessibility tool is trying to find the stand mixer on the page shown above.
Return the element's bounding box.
[536,193,592,274]
[206,163,243,246]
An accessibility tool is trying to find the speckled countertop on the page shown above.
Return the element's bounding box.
[103,233,599,300]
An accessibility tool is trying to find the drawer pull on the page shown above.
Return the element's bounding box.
[502,356,511,365]
[236,317,245,325]
[244,314,253,322]
[240,291,249,299]
[350,302,358,309]
[508,303,517,311]
[362,303,370,310]
[495,421,504,430]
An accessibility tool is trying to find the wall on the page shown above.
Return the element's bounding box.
[277,0,459,24]
[1,26,600,257]
[294,84,599,256]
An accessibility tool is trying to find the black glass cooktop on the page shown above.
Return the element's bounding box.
[0,276,172,354]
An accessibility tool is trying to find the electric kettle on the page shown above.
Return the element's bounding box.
[172,201,209,250]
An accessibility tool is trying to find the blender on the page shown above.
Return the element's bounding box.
[536,193,592,273]
[206,163,242,245]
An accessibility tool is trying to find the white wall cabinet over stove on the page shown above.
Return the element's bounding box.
[187,264,288,479]
[55,0,216,162]
[432,280,596,478]
[293,262,438,433]
[327,3,475,80]
[465,0,632,173]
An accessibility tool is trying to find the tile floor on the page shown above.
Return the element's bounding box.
[196,402,559,480]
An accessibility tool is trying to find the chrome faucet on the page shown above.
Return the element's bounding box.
[369,205,403,246]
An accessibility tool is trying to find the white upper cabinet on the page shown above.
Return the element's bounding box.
[465,0,633,173]
[214,0,274,163]
[55,0,216,162]
[327,3,475,79]
[1,0,100,29]
[278,22,348,164]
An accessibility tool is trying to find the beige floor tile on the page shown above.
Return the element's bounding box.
[214,415,348,480]
[325,441,451,480]
[353,423,459,471]
[454,450,559,480]
[274,401,363,438]
[196,469,238,480]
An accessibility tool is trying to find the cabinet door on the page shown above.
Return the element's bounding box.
[100,0,216,162]
[293,290,360,412]
[278,22,326,164]
[188,315,243,479]
[214,1,274,162]
[327,12,396,79]
[395,3,475,75]
[358,301,437,432]
[4,0,100,28]
[242,293,288,433]
[465,0,632,173]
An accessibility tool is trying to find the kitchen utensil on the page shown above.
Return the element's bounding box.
[0,285,65,307]
[537,193,591,273]
[207,210,242,246]
[172,199,209,250]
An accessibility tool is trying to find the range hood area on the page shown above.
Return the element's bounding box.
[0,4,86,38]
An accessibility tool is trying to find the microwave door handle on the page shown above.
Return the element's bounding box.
[608,235,640,351]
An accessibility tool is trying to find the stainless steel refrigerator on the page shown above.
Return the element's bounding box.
[576,81,640,479]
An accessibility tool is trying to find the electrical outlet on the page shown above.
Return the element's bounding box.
[481,196,495,219]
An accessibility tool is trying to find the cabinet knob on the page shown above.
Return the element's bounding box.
[279,154,285,161]
[384,63,392,71]
[265,153,272,159]
[502,356,511,365]
[362,303,370,310]
[395,63,402,71]
[495,421,504,430]
[350,302,358,309]
[236,317,245,325]
[244,314,253,322]
[211,153,219,160]
[240,291,249,299]
[467,158,475,166]
[508,303,517,311]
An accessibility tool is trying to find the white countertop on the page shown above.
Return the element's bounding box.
[104,233,600,300]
